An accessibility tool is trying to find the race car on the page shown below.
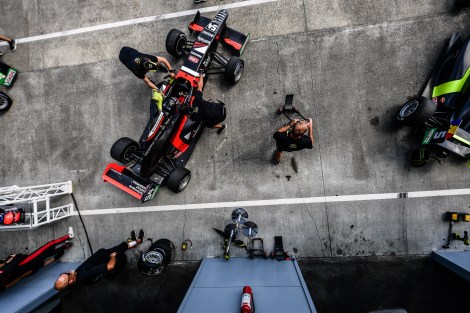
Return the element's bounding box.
[0,60,18,113]
[396,32,470,166]
[102,9,249,202]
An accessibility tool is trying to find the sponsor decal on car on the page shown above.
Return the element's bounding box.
[188,55,200,63]
[422,128,436,145]
[4,69,16,86]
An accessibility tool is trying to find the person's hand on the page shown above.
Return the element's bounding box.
[308,118,313,128]
[170,70,176,78]
[110,252,117,258]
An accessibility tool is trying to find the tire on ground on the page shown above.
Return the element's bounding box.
[167,166,191,193]
[396,96,436,127]
[0,92,13,113]
[110,137,138,163]
[224,56,244,84]
[165,29,187,58]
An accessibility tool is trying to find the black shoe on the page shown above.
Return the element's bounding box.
[138,229,144,241]
[194,0,207,3]
[64,241,74,249]
[131,230,137,241]
[271,151,280,165]
[217,124,227,135]
[9,39,16,52]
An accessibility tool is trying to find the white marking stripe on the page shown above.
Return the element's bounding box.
[0,0,279,46]
[74,187,470,216]
[181,66,201,77]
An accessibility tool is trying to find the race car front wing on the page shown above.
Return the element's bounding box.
[102,163,159,203]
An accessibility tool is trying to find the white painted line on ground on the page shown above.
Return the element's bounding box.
[74,187,470,216]
[0,0,278,46]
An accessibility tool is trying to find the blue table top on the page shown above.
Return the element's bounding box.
[178,257,317,313]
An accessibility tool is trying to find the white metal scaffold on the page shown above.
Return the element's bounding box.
[0,181,74,231]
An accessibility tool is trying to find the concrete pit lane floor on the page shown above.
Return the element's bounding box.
[1,1,470,312]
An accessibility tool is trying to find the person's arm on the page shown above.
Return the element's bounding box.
[107,252,117,272]
[307,118,314,145]
[276,119,298,133]
[197,74,204,92]
[157,56,175,78]
[5,270,33,288]
[143,76,158,90]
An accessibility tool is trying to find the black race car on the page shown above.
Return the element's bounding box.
[102,10,249,202]
[396,33,470,166]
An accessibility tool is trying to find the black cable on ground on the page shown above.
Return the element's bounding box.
[71,193,94,255]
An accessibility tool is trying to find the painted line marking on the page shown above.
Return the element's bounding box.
[74,187,470,216]
[0,0,278,46]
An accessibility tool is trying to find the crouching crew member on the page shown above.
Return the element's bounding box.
[180,73,227,134]
[119,47,174,90]
[272,118,314,165]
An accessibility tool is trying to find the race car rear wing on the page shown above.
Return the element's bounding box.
[102,163,159,203]
[188,10,250,56]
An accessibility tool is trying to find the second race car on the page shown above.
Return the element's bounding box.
[396,32,470,166]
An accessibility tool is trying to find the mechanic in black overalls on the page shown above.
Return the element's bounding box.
[119,47,175,90]
[54,230,144,291]
[272,118,314,165]
[181,74,227,134]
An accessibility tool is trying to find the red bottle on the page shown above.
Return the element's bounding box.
[241,286,253,313]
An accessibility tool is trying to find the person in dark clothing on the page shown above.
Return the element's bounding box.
[272,118,314,165]
[181,74,227,134]
[0,228,74,290]
[119,47,174,90]
[54,230,144,291]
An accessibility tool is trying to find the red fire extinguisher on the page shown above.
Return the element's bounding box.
[241,285,254,313]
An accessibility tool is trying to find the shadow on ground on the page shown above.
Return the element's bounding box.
[57,256,469,313]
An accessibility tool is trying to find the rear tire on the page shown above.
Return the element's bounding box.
[166,29,187,58]
[110,137,138,163]
[396,96,436,127]
[224,56,244,84]
[167,167,191,193]
[0,92,12,112]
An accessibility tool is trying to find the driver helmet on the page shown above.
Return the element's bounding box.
[168,97,179,107]
[3,211,14,225]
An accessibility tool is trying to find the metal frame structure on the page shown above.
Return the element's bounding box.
[0,181,74,231]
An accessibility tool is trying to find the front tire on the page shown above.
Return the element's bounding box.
[396,96,436,127]
[166,29,187,58]
[110,137,138,163]
[167,166,191,193]
[224,56,244,84]
[0,92,12,112]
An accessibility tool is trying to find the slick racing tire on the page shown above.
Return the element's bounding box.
[110,137,139,163]
[396,96,436,127]
[224,56,244,84]
[166,29,187,58]
[0,92,12,113]
[138,239,175,276]
[167,166,191,193]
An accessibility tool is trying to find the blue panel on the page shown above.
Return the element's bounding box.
[0,261,81,313]
[178,257,317,313]
[194,258,302,287]
[433,250,470,282]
